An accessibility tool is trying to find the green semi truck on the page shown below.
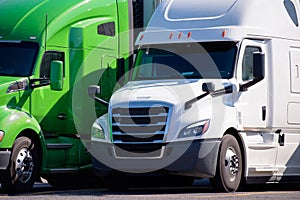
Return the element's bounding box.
[0,0,160,193]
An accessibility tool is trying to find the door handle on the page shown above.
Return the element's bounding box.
[262,106,266,121]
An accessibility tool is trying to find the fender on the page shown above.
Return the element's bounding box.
[0,106,43,148]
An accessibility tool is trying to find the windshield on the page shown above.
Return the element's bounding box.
[133,42,237,80]
[0,41,39,77]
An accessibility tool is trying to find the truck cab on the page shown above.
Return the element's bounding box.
[0,0,161,193]
[90,0,300,192]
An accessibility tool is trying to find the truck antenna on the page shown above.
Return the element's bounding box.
[45,14,48,51]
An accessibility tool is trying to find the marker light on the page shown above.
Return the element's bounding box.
[169,33,173,39]
[222,30,227,38]
[187,32,192,39]
[139,34,144,41]
[178,32,182,39]
[0,131,5,142]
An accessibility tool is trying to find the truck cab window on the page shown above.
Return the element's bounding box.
[242,46,261,81]
[0,41,39,77]
[40,51,65,78]
[133,42,237,80]
[97,22,115,37]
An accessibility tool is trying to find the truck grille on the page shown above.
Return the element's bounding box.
[111,106,169,147]
[112,105,170,153]
[111,105,169,156]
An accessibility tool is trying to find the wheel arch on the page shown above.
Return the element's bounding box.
[223,127,247,180]
[17,129,44,173]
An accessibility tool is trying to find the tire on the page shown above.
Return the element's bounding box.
[0,137,40,193]
[210,134,243,192]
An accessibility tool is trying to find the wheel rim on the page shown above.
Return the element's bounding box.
[224,147,239,182]
[15,148,34,183]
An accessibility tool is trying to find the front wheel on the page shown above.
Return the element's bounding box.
[0,137,40,193]
[210,134,243,192]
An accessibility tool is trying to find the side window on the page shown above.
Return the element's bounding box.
[242,46,261,81]
[97,22,115,37]
[40,51,64,78]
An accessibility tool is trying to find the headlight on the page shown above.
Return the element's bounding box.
[91,122,105,140]
[0,130,4,142]
[178,120,210,138]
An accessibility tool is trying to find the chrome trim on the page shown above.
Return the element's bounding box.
[112,113,168,117]
[113,140,164,144]
[113,146,166,159]
[112,122,166,126]
[112,131,165,136]
[110,102,172,145]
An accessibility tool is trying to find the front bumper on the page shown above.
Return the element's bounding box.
[91,139,220,178]
[0,150,11,170]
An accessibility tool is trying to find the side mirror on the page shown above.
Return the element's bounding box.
[211,84,234,97]
[88,85,109,107]
[224,85,234,94]
[202,82,214,93]
[50,60,63,91]
[88,85,100,99]
[253,52,265,79]
[240,52,265,91]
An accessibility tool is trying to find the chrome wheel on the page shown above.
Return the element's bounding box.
[15,148,34,183]
[224,147,240,182]
[210,134,243,192]
[0,136,39,193]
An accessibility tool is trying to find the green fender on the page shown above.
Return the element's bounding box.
[0,106,47,171]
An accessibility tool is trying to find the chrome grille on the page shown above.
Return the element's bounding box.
[111,106,169,144]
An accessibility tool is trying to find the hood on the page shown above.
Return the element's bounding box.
[0,76,23,86]
[0,76,28,95]
[0,76,28,108]
[110,79,228,108]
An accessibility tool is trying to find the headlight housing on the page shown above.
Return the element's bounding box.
[91,122,106,140]
[178,120,210,138]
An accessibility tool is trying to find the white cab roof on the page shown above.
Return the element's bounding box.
[136,0,300,45]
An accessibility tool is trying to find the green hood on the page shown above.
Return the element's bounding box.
[0,76,23,86]
[0,76,28,107]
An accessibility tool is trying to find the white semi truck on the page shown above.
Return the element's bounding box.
[89,0,300,192]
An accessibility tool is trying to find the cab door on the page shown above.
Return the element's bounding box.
[32,50,69,132]
[236,39,268,129]
[235,39,278,174]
